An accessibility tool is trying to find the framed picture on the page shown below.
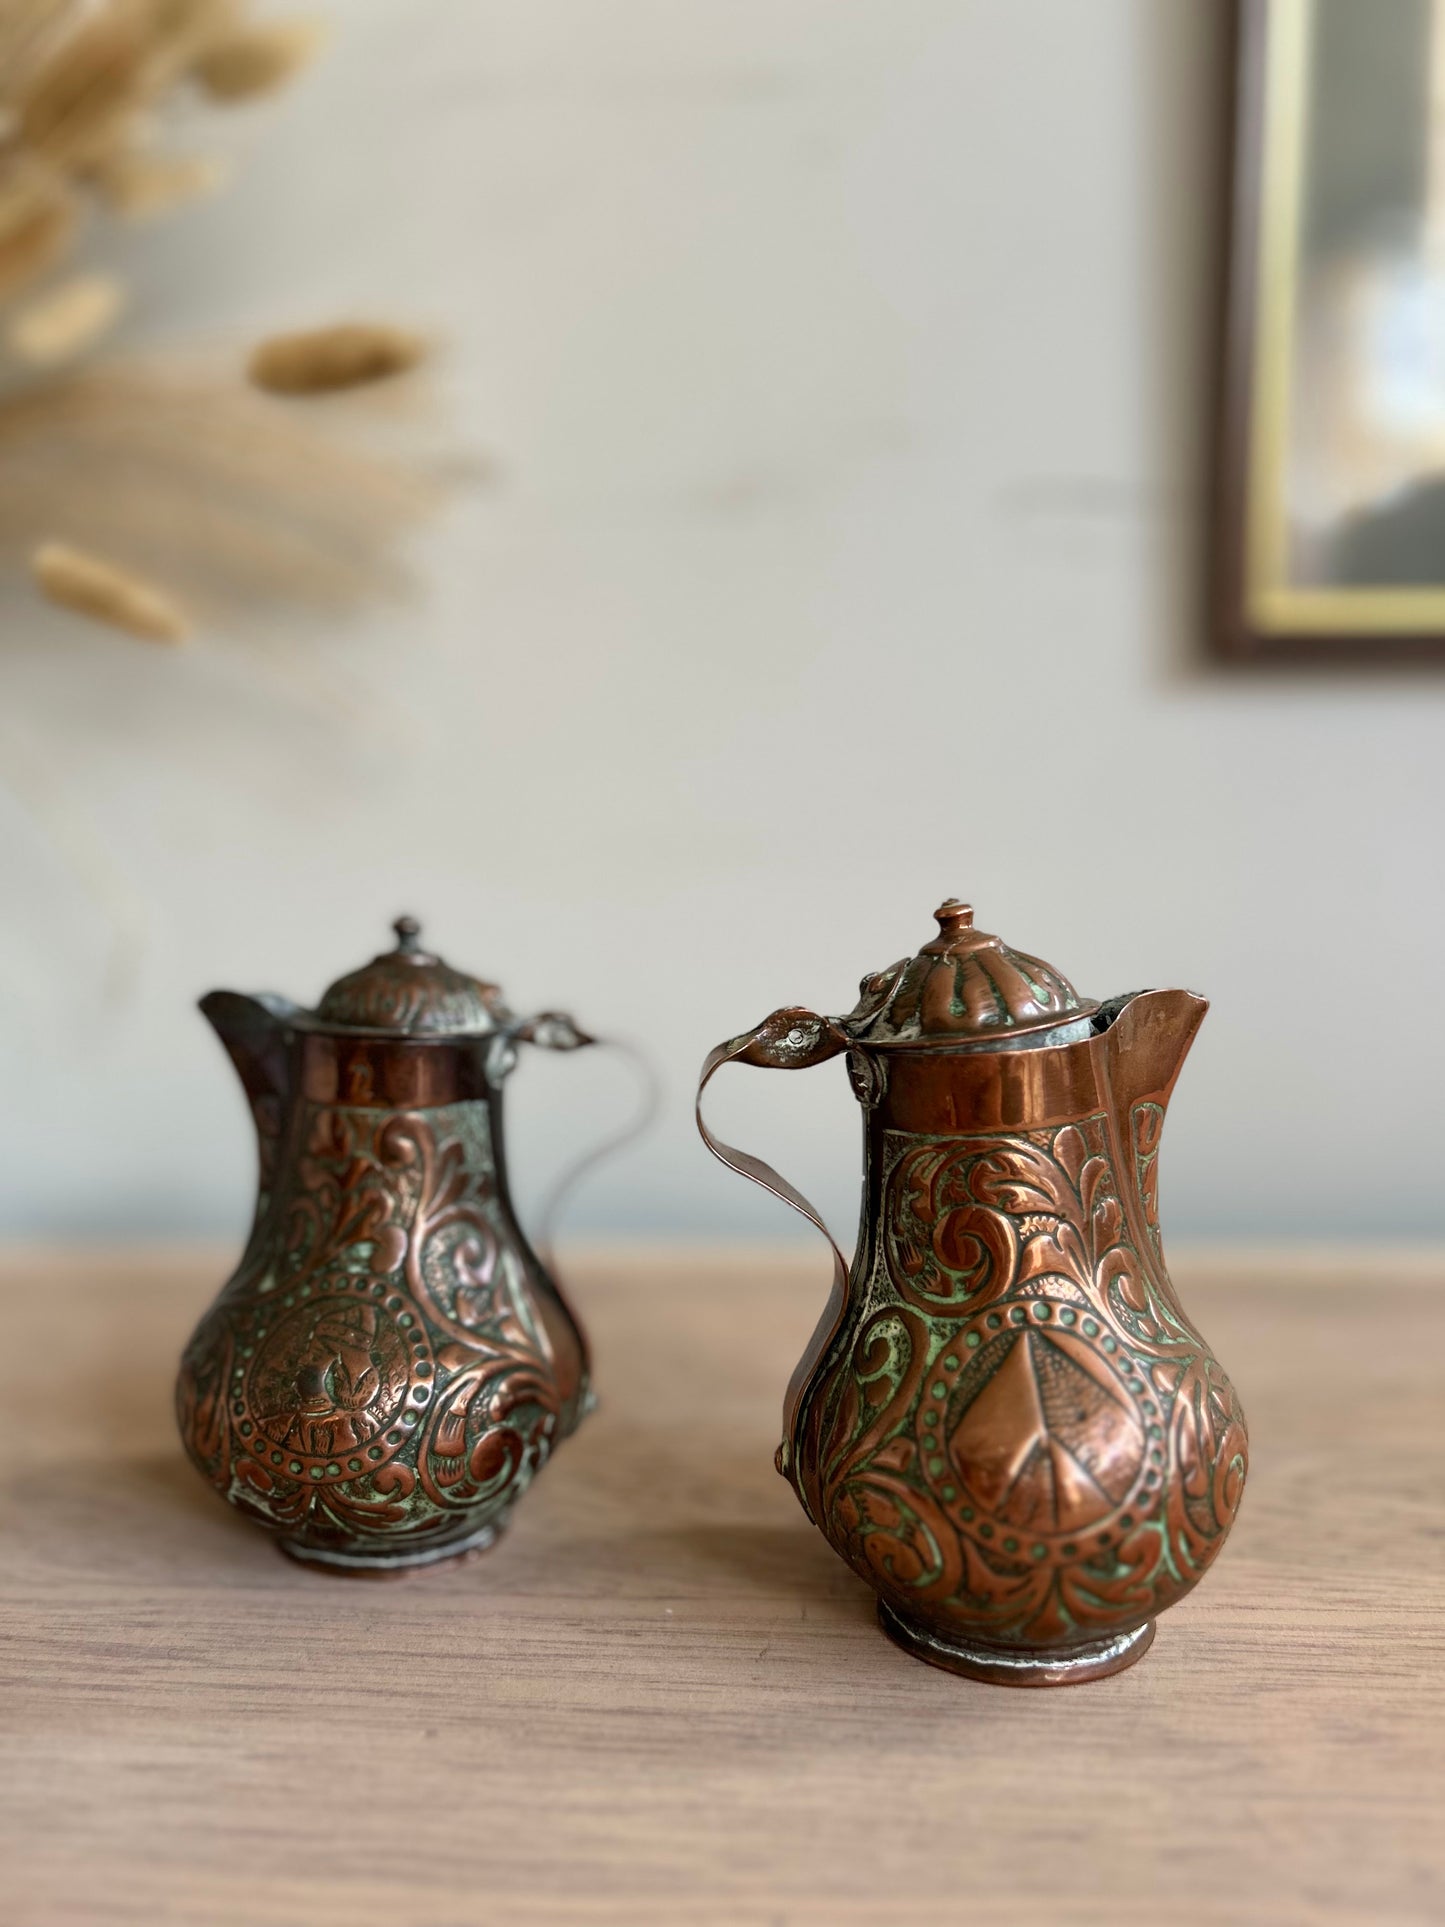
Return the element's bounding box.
[1219,0,1445,658]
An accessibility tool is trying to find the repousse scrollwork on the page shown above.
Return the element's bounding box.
[1132,1101,1165,1261]
[177,1099,566,1556]
[796,1117,1247,1650]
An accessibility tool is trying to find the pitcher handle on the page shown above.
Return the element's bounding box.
[696,1008,854,1488]
[696,1007,850,1271]
[527,1031,660,1278]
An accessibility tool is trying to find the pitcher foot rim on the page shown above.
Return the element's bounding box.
[278,1517,504,1575]
[878,1601,1156,1687]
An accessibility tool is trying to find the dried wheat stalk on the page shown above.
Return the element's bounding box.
[248,322,428,395]
[0,160,77,304]
[0,362,446,619]
[33,538,190,641]
[93,147,227,219]
[192,16,323,101]
[0,1,442,643]
[0,0,319,329]
[7,273,124,363]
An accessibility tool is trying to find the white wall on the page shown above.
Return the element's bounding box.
[3,0,1442,1248]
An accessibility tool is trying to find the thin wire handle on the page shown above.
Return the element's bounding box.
[695,1009,855,1479]
[532,1038,659,1277]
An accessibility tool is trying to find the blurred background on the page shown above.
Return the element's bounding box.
[1,0,1442,1254]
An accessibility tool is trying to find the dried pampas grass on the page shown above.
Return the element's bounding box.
[248,322,428,395]
[93,147,228,219]
[0,0,445,645]
[0,0,318,326]
[192,16,323,101]
[0,2,464,1004]
[7,273,125,364]
[0,362,444,622]
[0,164,77,303]
[33,539,189,641]
[16,8,151,168]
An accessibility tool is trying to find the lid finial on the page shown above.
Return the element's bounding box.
[842,898,1094,1046]
[314,915,502,1033]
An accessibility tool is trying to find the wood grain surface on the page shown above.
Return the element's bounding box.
[2,1245,1443,1926]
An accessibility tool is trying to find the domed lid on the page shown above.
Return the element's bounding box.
[842,899,1097,1049]
[309,916,508,1036]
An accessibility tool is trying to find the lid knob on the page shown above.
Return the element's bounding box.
[841,897,1095,1046]
[313,914,504,1034]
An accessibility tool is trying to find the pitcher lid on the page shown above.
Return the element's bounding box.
[843,899,1097,1048]
[309,916,508,1036]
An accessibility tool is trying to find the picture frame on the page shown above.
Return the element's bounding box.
[1218,0,1445,660]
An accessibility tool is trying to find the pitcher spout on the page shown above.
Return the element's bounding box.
[199,990,299,1214]
[1092,985,1208,1123]
[1094,978,1209,1171]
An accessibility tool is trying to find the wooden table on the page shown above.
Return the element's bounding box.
[3,1246,1443,1925]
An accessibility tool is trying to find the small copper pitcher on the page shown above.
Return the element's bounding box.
[178,917,598,1572]
[698,900,1248,1684]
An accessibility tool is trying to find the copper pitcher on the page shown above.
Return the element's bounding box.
[698,899,1248,1684]
[178,917,597,1571]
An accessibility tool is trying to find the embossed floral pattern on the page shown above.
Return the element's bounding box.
[793,1117,1247,1651]
[177,1099,577,1557]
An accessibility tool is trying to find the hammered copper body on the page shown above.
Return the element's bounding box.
[177,917,595,1572]
[698,900,1248,1685]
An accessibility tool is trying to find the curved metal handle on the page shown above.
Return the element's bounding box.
[696,1009,854,1489]
[696,1008,850,1271]
[516,1010,594,1053]
[531,1036,658,1274]
[485,1006,593,1088]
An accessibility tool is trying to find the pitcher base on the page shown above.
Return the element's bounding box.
[878,1601,1156,1687]
[279,1518,504,1575]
